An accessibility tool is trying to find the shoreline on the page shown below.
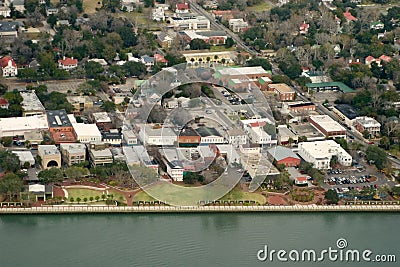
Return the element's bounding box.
[1,204,400,214]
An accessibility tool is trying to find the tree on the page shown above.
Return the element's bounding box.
[335,138,348,150]
[116,27,138,48]
[64,166,90,179]
[0,173,23,201]
[1,137,13,147]
[225,37,235,48]
[324,189,339,205]
[247,57,272,71]
[0,150,20,173]
[379,136,390,150]
[183,172,204,184]
[123,61,147,77]
[85,61,103,79]
[101,101,116,112]
[89,196,94,202]
[95,196,100,202]
[298,136,308,143]
[366,145,388,170]
[70,197,74,202]
[76,197,81,203]
[24,0,39,13]
[38,168,64,184]
[83,197,88,203]
[189,39,210,50]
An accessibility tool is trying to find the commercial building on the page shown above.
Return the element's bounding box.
[298,140,352,169]
[59,143,86,166]
[92,112,112,131]
[38,145,61,169]
[215,66,271,89]
[23,130,43,147]
[0,21,19,39]
[309,115,346,139]
[229,18,248,32]
[12,151,35,167]
[267,146,300,167]
[170,15,210,30]
[47,110,76,144]
[66,96,94,113]
[0,56,18,77]
[354,116,381,137]
[306,82,354,93]
[178,127,201,147]
[227,127,247,145]
[195,127,225,144]
[102,131,122,146]
[138,124,177,146]
[244,122,275,145]
[286,102,315,113]
[277,125,298,145]
[182,50,234,65]
[20,91,45,116]
[268,83,296,101]
[179,30,228,45]
[332,104,359,127]
[0,115,49,138]
[122,127,138,146]
[72,123,102,143]
[87,142,113,166]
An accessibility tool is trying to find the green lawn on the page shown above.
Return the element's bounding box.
[247,2,271,12]
[219,188,267,204]
[67,188,106,200]
[83,0,102,14]
[209,46,236,52]
[132,191,157,202]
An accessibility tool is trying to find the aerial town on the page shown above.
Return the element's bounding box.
[0,0,400,208]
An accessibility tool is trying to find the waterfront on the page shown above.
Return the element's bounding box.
[0,213,398,267]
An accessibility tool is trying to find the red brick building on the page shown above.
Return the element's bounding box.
[178,127,201,147]
[268,146,300,167]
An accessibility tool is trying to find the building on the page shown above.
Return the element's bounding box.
[309,115,347,139]
[343,11,358,22]
[365,55,391,68]
[267,146,300,167]
[175,2,189,13]
[277,125,298,145]
[23,131,43,147]
[178,127,201,147]
[66,96,94,113]
[59,143,86,166]
[58,57,78,70]
[179,30,228,45]
[332,104,359,127]
[0,6,11,18]
[286,102,316,113]
[87,142,113,166]
[182,50,234,65]
[12,151,35,167]
[92,112,112,131]
[268,83,296,101]
[38,145,61,169]
[299,22,310,34]
[229,18,248,33]
[102,131,122,146]
[27,184,53,201]
[157,32,175,49]
[163,158,184,181]
[122,127,138,146]
[170,15,210,30]
[72,123,102,143]
[0,21,19,39]
[164,97,190,109]
[306,82,354,93]
[0,98,9,109]
[6,0,25,13]
[370,21,384,30]
[138,124,177,146]
[227,127,247,145]
[20,91,45,116]
[195,127,225,144]
[215,66,271,89]
[152,7,165,21]
[354,116,381,137]
[298,140,352,169]
[47,110,76,144]
[0,56,18,77]
[0,115,48,138]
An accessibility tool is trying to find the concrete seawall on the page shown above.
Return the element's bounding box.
[1,205,400,214]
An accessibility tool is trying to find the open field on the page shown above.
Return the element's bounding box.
[65,187,127,204]
[247,2,271,12]
[83,0,102,14]
[218,188,267,204]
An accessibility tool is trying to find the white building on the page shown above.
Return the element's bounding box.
[152,7,165,21]
[0,56,18,77]
[138,124,177,146]
[122,128,138,146]
[196,127,225,144]
[227,128,247,145]
[20,91,45,116]
[0,115,49,138]
[164,97,190,109]
[298,140,352,170]
[0,6,11,18]
[12,151,35,167]
[229,19,248,33]
[58,57,78,70]
[59,143,86,166]
[72,123,102,143]
[170,16,210,30]
[354,116,381,137]
[309,115,347,139]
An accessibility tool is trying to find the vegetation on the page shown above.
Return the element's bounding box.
[325,189,339,205]
[0,173,23,201]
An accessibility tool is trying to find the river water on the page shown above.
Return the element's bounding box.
[0,213,398,267]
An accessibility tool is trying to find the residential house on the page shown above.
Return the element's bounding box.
[370,21,384,30]
[299,22,309,34]
[175,3,189,14]
[0,56,18,77]
[0,98,9,109]
[0,6,11,17]
[58,57,78,70]
[229,19,248,33]
[354,116,381,137]
[152,7,165,21]
[157,32,174,49]
[343,11,358,22]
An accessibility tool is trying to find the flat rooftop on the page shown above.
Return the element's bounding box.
[334,104,359,120]
[0,115,49,133]
[47,110,72,128]
[269,83,294,93]
[290,123,325,140]
[72,123,101,137]
[216,66,269,77]
[309,115,346,132]
[20,91,45,112]
[38,145,60,156]
[60,143,86,154]
[92,112,112,123]
[195,127,222,137]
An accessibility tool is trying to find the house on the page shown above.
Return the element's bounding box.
[370,21,384,30]
[46,7,59,16]
[309,115,347,139]
[298,140,352,169]
[38,145,61,169]
[0,56,18,77]
[354,116,381,137]
[175,3,190,13]
[12,151,35,167]
[28,184,53,201]
[229,19,248,33]
[0,98,9,109]
[343,11,358,22]
[164,97,190,109]
[299,22,310,34]
[20,91,45,116]
[0,6,11,17]
[244,121,274,145]
[56,20,70,27]
[154,53,168,66]
[295,177,308,186]
[72,123,102,143]
[268,83,296,101]
[59,143,86,166]
[365,55,391,68]
[58,57,78,70]
[0,21,19,38]
[152,7,165,21]
[138,124,177,146]
[88,58,107,66]
[178,127,201,147]
[6,0,25,13]
[141,55,154,68]
[268,146,300,167]
[87,142,113,166]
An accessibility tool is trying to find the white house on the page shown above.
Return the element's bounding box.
[58,57,78,70]
[138,124,177,146]
[298,140,352,170]
[0,56,18,77]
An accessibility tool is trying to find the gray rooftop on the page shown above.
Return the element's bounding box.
[0,21,20,32]
[268,146,300,161]
[46,110,72,128]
